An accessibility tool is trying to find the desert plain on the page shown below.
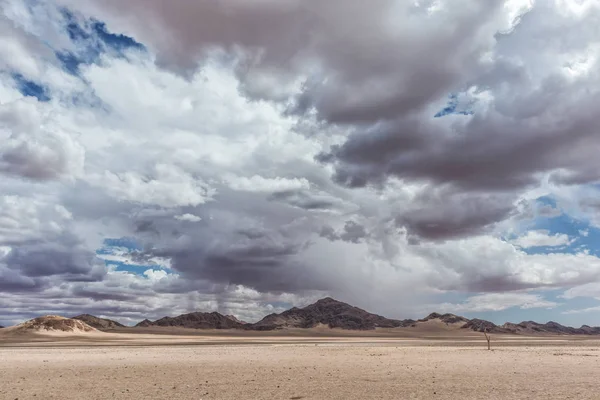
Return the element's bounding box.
[1,327,599,400]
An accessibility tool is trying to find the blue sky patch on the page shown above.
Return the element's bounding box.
[57,8,146,76]
[434,93,475,118]
[509,195,600,257]
[500,195,600,256]
[96,237,169,276]
[92,21,144,52]
[13,74,50,101]
[105,260,169,276]
[527,213,600,256]
[102,237,142,251]
[63,9,91,42]
[536,195,557,208]
[56,51,82,75]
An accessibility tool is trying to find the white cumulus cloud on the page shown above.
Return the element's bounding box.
[511,230,573,248]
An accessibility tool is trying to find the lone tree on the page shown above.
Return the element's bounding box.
[483,328,491,350]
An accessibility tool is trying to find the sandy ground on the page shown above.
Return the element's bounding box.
[1,334,600,400]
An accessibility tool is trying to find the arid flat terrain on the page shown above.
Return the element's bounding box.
[1,332,600,400]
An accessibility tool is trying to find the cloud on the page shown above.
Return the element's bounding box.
[88,165,214,208]
[143,269,170,282]
[562,283,600,301]
[512,230,573,248]
[320,221,368,244]
[417,235,600,293]
[0,98,85,181]
[562,306,600,315]
[60,0,516,118]
[4,0,600,327]
[438,292,559,313]
[225,175,310,193]
[0,194,106,292]
[174,214,202,223]
[397,191,515,241]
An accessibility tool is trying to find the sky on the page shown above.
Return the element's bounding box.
[2,0,600,328]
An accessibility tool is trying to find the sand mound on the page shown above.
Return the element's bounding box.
[409,318,469,333]
[1,315,99,336]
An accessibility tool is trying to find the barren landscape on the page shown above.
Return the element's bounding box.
[2,334,600,400]
[5,1,600,399]
[2,299,600,399]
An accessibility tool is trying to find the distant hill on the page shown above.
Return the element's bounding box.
[12,298,600,335]
[225,315,247,325]
[250,297,413,331]
[419,315,600,335]
[135,312,246,329]
[406,312,473,332]
[130,299,600,334]
[502,321,600,335]
[420,312,469,325]
[135,319,154,328]
[1,316,97,336]
[461,318,509,333]
[73,314,124,330]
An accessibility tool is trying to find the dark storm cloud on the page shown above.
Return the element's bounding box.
[550,169,600,186]
[0,267,40,292]
[319,221,369,244]
[111,185,336,294]
[148,232,322,293]
[449,275,542,293]
[60,177,334,295]
[436,263,600,294]
[325,101,600,193]
[0,140,71,181]
[315,3,600,200]
[269,190,337,211]
[135,220,160,236]
[319,225,339,242]
[71,288,138,302]
[340,221,368,243]
[397,191,515,241]
[4,236,105,280]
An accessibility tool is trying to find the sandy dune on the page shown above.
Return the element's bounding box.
[0,315,102,338]
[1,332,600,399]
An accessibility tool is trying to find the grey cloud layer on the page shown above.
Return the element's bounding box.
[2,0,600,325]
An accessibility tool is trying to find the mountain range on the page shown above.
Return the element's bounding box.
[3,297,600,335]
